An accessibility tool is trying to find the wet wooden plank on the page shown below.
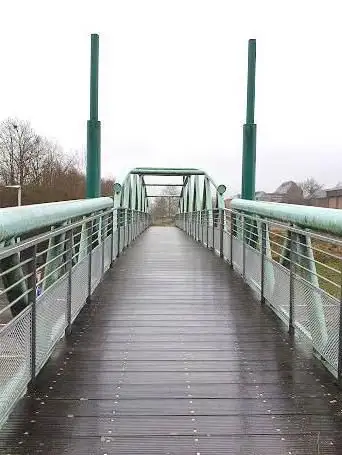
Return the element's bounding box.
[1,227,342,454]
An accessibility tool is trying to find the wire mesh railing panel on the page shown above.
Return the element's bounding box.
[202,222,208,247]
[0,306,31,427]
[264,258,290,325]
[36,275,68,373]
[207,227,213,249]
[293,276,340,374]
[119,226,125,252]
[223,231,230,261]
[112,229,118,259]
[91,245,102,294]
[104,235,112,272]
[245,245,262,292]
[213,227,220,254]
[232,237,243,273]
[71,256,89,322]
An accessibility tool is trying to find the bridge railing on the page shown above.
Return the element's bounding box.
[176,203,342,381]
[0,200,150,427]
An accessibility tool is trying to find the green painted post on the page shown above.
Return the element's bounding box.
[86,34,101,198]
[241,39,257,200]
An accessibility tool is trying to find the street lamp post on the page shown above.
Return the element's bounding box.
[5,184,21,206]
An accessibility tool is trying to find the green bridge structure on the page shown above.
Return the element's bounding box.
[1,35,342,454]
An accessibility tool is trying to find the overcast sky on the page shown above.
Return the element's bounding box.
[0,0,341,196]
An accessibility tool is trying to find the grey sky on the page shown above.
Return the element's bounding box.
[0,0,341,196]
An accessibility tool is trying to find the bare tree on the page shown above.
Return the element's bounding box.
[150,186,180,223]
[299,178,324,199]
[0,117,116,206]
[0,118,41,185]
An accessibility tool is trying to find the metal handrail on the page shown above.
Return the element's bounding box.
[175,206,342,380]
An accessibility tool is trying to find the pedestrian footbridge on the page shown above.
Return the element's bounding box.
[1,168,342,454]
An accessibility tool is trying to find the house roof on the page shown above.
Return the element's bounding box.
[274,181,300,194]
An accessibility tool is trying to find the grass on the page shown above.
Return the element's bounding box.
[268,228,341,300]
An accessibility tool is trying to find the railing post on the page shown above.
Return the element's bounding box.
[338,264,342,383]
[117,209,121,257]
[201,211,204,244]
[242,215,246,279]
[219,209,224,258]
[29,244,37,386]
[65,228,73,335]
[110,209,115,266]
[134,211,136,239]
[131,209,134,243]
[199,212,201,240]
[212,210,215,251]
[230,212,234,268]
[289,230,295,335]
[127,209,129,243]
[101,214,105,279]
[260,220,266,304]
[135,210,137,239]
[87,220,92,302]
[123,209,126,249]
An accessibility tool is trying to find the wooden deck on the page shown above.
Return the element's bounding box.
[2,227,342,454]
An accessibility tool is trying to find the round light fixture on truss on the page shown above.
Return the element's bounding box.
[217,184,226,195]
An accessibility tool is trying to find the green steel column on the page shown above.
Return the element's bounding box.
[86,33,101,198]
[241,39,257,200]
